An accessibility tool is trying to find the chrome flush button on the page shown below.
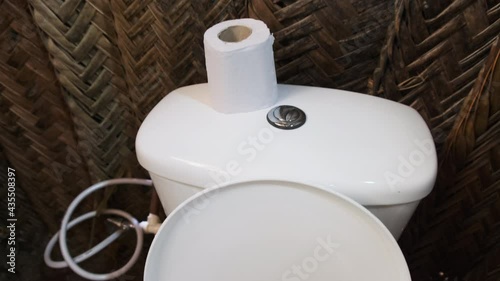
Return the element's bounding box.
[267,105,306,130]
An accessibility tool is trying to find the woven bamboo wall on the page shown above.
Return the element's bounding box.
[0,0,498,280]
[372,0,500,280]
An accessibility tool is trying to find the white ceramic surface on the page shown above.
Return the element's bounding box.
[136,83,437,206]
[149,175,419,238]
[144,181,412,281]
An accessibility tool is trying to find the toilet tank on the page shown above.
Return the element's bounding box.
[136,83,438,238]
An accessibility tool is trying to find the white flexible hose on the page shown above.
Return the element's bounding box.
[44,178,153,280]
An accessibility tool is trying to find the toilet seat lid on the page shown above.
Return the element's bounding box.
[144,181,411,281]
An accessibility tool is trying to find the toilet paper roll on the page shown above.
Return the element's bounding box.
[204,19,278,113]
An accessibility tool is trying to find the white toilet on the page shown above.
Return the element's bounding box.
[136,83,438,280]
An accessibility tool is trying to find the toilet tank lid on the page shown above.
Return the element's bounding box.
[136,84,438,205]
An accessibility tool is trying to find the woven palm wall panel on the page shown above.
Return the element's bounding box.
[249,0,396,92]
[0,0,92,232]
[372,0,500,280]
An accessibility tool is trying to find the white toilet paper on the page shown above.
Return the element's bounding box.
[204,18,278,113]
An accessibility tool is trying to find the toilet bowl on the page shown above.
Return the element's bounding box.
[144,181,413,281]
[136,83,437,281]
